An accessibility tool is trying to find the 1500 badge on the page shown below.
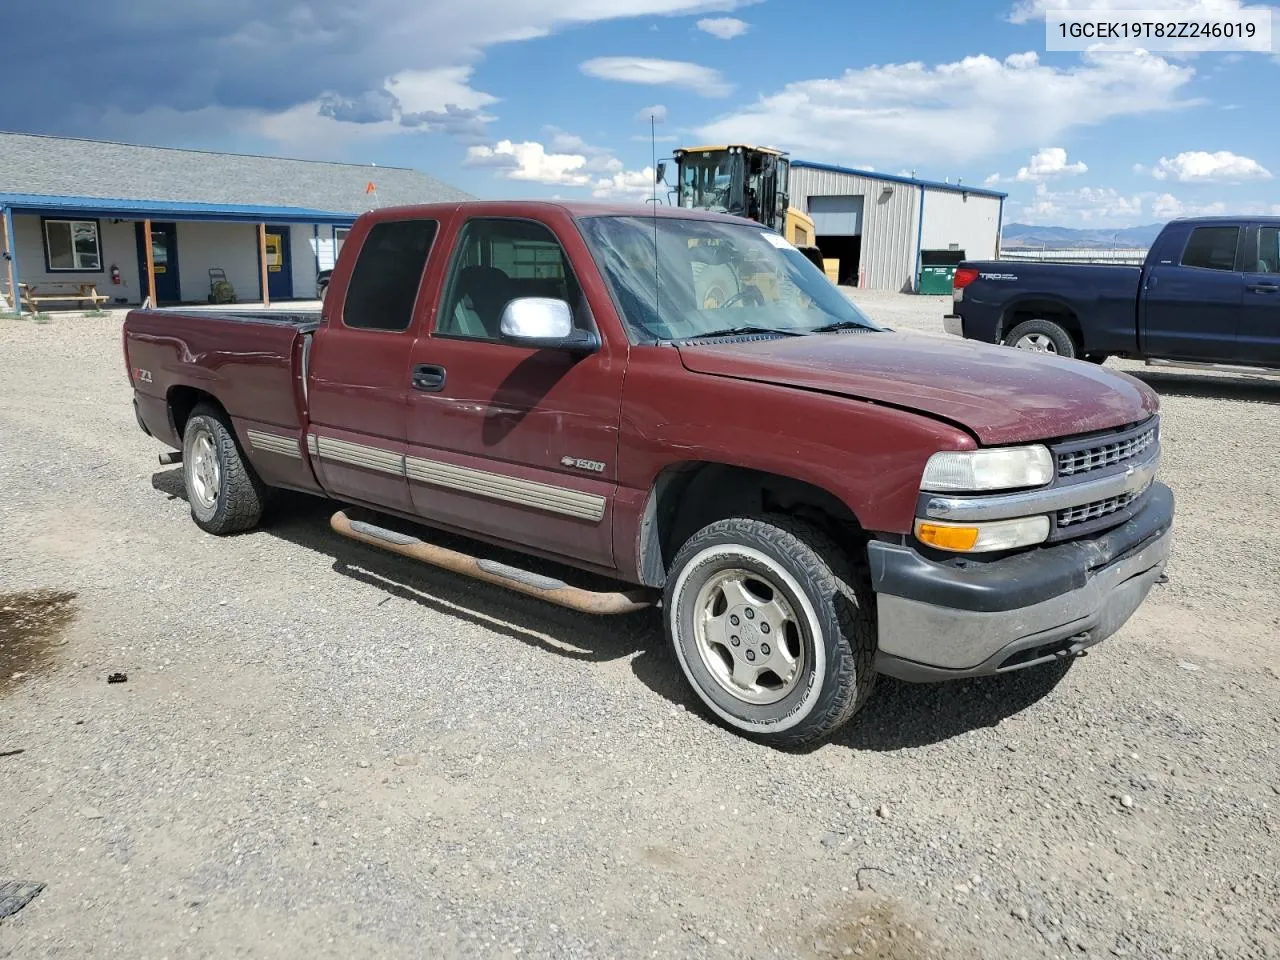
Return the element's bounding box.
[561,456,606,473]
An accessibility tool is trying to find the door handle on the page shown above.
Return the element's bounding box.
[1246,282,1279,293]
[411,363,446,392]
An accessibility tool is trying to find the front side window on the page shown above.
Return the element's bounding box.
[579,215,881,343]
[43,219,101,271]
[1180,226,1240,272]
[342,219,438,331]
[436,218,584,341]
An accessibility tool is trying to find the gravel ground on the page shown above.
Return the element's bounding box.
[1,296,1278,960]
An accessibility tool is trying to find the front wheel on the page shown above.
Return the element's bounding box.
[1004,318,1077,359]
[664,515,876,748]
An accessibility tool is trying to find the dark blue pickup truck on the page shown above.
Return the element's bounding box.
[944,217,1280,370]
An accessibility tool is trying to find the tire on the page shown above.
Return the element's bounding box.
[664,514,876,748]
[1004,318,1076,359]
[182,403,266,535]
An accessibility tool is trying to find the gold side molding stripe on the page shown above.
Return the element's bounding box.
[247,429,303,459]
[315,436,405,476]
[405,456,606,522]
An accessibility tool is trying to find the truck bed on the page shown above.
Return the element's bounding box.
[955,261,1143,356]
[125,307,314,451]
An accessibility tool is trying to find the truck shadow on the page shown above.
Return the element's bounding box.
[1131,370,1280,404]
[151,469,1073,752]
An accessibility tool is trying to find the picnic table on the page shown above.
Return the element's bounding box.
[19,282,111,314]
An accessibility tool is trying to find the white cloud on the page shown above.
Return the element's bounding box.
[545,127,624,174]
[1008,0,1249,25]
[636,104,669,123]
[1148,150,1272,182]
[631,133,678,142]
[1013,147,1089,182]
[696,16,749,39]
[28,0,752,154]
[464,139,590,186]
[593,167,660,200]
[581,56,733,96]
[1014,183,1145,225]
[984,173,1002,186]
[1151,193,1280,218]
[385,66,497,114]
[695,50,1195,166]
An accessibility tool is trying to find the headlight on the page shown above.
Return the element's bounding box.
[915,516,1050,553]
[920,445,1054,492]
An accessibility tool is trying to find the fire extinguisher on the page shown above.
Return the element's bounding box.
[110,264,121,285]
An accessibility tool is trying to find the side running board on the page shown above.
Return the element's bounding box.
[329,510,655,616]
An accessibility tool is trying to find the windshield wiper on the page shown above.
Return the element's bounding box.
[684,325,808,340]
[809,320,875,334]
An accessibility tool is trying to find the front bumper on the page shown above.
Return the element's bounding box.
[869,482,1174,681]
[942,314,963,337]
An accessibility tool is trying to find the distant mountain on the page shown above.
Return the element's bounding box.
[1001,223,1164,249]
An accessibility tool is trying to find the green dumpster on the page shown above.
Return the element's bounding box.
[917,248,966,295]
[917,264,956,295]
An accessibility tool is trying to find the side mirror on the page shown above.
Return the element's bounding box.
[499,297,599,352]
[655,161,667,185]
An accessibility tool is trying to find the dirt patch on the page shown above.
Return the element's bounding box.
[805,897,981,960]
[0,590,77,694]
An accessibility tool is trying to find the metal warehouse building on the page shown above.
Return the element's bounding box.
[790,161,1007,292]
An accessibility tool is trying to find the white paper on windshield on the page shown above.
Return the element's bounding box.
[760,231,797,251]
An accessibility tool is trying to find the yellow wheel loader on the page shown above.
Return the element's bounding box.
[669,144,825,271]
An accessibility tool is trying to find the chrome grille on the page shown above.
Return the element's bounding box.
[1057,427,1156,477]
[1057,491,1140,527]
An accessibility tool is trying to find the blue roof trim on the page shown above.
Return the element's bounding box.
[791,161,1008,199]
[0,192,358,225]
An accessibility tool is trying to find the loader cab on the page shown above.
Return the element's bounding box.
[673,145,789,234]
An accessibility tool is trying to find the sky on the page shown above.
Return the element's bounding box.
[3,0,1278,228]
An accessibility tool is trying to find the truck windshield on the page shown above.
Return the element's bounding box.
[579,215,882,344]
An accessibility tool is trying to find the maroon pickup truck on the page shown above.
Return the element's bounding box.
[124,201,1173,746]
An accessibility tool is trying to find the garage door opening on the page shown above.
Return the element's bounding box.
[815,235,861,286]
[806,194,864,287]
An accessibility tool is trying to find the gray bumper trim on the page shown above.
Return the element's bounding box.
[875,524,1172,678]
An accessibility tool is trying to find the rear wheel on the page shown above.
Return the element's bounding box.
[1005,318,1077,359]
[182,404,266,535]
[664,515,876,748]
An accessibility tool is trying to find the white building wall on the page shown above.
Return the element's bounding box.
[790,167,920,291]
[919,188,1002,261]
[174,221,263,303]
[290,223,319,298]
[8,214,141,304]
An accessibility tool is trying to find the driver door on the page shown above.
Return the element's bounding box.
[402,215,625,568]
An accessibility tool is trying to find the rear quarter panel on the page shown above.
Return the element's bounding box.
[124,310,313,487]
[957,261,1142,355]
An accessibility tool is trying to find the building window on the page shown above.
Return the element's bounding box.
[334,227,350,255]
[42,219,102,272]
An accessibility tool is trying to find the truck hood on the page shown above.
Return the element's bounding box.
[675,332,1158,445]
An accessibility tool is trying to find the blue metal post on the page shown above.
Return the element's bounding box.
[312,223,320,296]
[914,185,926,293]
[2,206,19,313]
[995,196,1005,259]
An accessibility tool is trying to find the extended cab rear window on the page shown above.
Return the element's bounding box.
[342,219,439,331]
[1180,226,1240,272]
